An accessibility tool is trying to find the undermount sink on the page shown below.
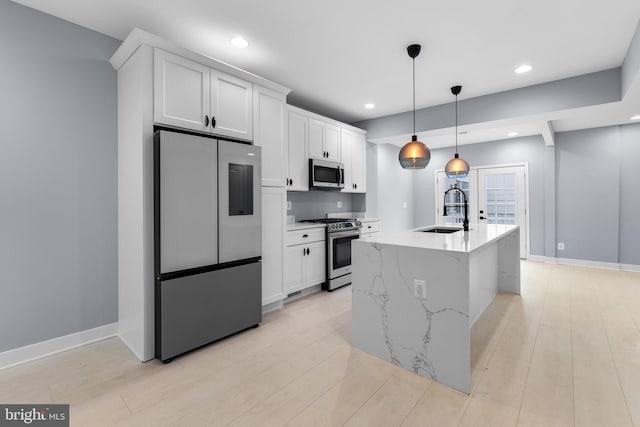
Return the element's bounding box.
[418,227,463,234]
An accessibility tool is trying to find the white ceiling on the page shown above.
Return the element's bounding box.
[11,0,640,143]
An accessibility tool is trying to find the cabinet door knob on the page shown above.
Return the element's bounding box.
[480,216,486,220]
[306,248,310,255]
[303,248,306,256]
[211,116,216,128]
[354,183,357,189]
[205,115,209,127]
[302,234,308,238]
[290,178,293,186]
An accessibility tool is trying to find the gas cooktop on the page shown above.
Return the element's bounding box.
[299,218,355,224]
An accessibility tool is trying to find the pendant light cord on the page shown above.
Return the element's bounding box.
[455,93,458,154]
[412,57,416,135]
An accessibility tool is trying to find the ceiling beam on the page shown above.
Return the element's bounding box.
[540,121,555,146]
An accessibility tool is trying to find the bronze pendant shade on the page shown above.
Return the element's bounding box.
[399,44,431,169]
[445,85,470,178]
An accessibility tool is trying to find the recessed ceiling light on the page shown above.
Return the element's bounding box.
[631,114,640,120]
[515,64,533,74]
[508,131,519,137]
[364,103,375,109]
[230,36,249,48]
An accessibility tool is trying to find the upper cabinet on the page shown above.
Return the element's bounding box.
[286,109,309,191]
[351,132,367,193]
[154,49,253,141]
[308,119,341,162]
[154,49,210,132]
[211,70,252,141]
[286,105,366,193]
[253,86,286,187]
[340,129,366,193]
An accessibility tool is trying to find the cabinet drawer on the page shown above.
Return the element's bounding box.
[287,228,325,246]
[361,221,381,235]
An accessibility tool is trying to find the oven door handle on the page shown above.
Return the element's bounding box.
[329,230,361,239]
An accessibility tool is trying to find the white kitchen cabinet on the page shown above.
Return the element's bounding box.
[211,70,253,141]
[154,49,253,141]
[325,124,341,162]
[254,86,286,187]
[308,118,340,161]
[360,221,382,239]
[351,132,367,193]
[340,129,354,192]
[340,129,366,193]
[113,30,292,361]
[262,187,286,305]
[154,49,210,132]
[285,229,326,294]
[286,110,309,191]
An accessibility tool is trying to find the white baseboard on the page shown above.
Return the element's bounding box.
[0,322,118,371]
[261,300,284,315]
[527,256,639,272]
[555,257,622,271]
[527,255,556,264]
[620,263,640,272]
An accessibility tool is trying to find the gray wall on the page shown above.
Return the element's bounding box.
[556,127,621,263]
[618,124,640,265]
[287,191,366,221]
[366,144,415,232]
[0,1,120,352]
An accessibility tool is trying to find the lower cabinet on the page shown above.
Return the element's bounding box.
[285,229,326,294]
[360,221,382,239]
[262,187,286,305]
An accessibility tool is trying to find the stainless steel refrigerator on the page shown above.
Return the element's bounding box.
[154,130,262,362]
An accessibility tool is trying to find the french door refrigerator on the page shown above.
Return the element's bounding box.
[154,130,262,362]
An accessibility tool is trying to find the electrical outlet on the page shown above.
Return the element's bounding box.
[413,279,427,299]
[287,201,292,210]
[337,201,342,208]
[402,201,408,209]
[557,242,565,251]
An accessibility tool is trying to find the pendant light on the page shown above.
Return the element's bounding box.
[444,85,470,178]
[399,44,431,169]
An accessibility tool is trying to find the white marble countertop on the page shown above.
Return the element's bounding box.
[354,223,518,253]
[287,222,327,231]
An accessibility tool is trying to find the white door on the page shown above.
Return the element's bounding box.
[340,129,354,192]
[261,187,286,305]
[435,170,478,226]
[351,133,366,193]
[478,166,527,257]
[287,110,309,191]
[210,70,253,141]
[253,86,286,187]
[325,124,341,162]
[154,49,210,132]
[286,245,305,293]
[305,241,326,287]
[308,118,325,159]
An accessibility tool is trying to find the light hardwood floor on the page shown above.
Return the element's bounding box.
[1,261,639,426]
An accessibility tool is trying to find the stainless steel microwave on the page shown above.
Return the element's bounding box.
[309,158,344,190]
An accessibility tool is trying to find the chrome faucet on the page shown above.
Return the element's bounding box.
[442,185,469,232]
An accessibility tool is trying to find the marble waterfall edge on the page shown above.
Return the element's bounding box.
[351,241,471,393]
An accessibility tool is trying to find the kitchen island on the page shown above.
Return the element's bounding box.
[351,224,520,394]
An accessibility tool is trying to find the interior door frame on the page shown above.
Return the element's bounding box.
[434,162,530,259]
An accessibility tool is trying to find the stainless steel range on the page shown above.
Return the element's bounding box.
[299,218,362,291]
